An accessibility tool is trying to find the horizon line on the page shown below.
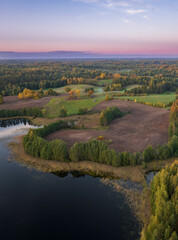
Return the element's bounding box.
[0,50,178,56]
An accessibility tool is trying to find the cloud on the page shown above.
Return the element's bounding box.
[73,0,134,8]
[125,9,147,15]
[121,18,132,24]
[102,1,131,10]
[143,15,150,20]
[73,0,149,16]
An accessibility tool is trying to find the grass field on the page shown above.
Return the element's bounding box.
[44,83,141,95]
[118,92,176,105]
[44,84,104,94]
[97,79,113,86]
[125,84,141,90]
[45,95,106,118]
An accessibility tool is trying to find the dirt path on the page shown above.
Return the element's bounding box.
[46,99,170,153]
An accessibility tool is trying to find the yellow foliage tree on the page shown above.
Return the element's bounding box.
[113,73,121,79]
[105,94,109,101]
[87,90,94,98]
[76,89,81,98]
[18,92,24,99]
[0,95,4,104]
[100,73,106,79]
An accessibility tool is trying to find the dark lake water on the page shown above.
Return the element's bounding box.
[0,119,141,240]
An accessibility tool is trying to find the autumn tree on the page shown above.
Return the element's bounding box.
[0,95,3,104]
[69,90,75,99]
[87,90,94,98]
[170,99,178,121]
[105,94,109,101]
[76,89,81,98]
[65,86,71,92]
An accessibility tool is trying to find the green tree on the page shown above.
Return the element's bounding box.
[59,107,67,117]
[50,139,69,162]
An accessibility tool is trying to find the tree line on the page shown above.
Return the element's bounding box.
[23,100,178,167]
[0,108,43,118]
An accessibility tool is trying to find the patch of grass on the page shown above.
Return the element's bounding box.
[118,92,176,105]
[44,84,104,94]
[125,84,142,90]
[45,95,105,118]
[118,69,133,74]
[97,79,113,86]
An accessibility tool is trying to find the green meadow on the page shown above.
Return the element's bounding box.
[45,95,106,118]
[118,92,176,105]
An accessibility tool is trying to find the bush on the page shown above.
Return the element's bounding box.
[100,106,123,126]
[142,145,156,162]
[78,108,88,115]
[59,107,67,117]
[65,86,71,92]
[168,135,178,156]
[85,87,94,93]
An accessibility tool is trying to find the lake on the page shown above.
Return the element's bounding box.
[0,119,140,240]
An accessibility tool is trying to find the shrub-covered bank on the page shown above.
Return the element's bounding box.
[23,100,178,167]
[23,120,69,161]
[141,160,178,240]
[0,108,43,118]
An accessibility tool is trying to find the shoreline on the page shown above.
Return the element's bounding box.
[9,135,175,183]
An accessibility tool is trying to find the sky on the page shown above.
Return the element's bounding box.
[0,0,178,55]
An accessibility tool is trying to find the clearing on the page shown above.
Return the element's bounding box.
[46,99,170,153]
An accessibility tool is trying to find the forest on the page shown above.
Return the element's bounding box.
[0,60,177,96]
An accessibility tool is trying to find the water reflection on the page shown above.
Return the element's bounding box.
[0,118,38,139]
[0,118,32,128]
[0,119,141,240]
[145,171,158,185]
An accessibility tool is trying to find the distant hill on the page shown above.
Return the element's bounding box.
[0,51,96,59]
[0,51,177,59]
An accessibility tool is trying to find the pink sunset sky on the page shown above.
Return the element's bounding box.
[1,0,178,55]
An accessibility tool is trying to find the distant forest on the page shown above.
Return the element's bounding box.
[0,59,177,96]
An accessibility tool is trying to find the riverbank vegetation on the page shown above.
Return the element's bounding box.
[141,160,178,240]
[10,134,176,184]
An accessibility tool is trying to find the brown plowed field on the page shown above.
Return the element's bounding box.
[0,95,64,110]
[46,99,170,153]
